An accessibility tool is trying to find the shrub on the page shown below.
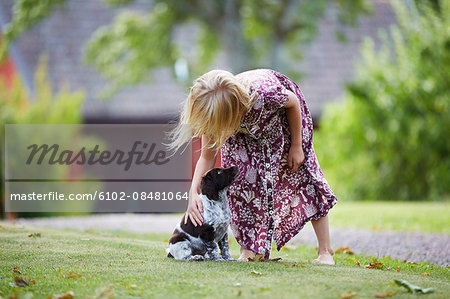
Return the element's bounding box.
[0,55,85,216]
[314,1,449,201]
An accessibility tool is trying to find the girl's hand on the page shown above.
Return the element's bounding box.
[288,144,305,172]
[184,189,204,226]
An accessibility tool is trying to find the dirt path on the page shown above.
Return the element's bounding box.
[11,213,449,266]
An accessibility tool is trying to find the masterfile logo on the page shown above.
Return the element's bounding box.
[25,141,170,171]
[4,124,192,213]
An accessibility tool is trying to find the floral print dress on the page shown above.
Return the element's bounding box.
[220,69,338,259]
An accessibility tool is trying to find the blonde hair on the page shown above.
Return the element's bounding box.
[167,69,256,154]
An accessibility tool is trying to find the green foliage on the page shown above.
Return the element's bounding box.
[0,0,65,62]
[315,0,450,201]
[334,0,372,26]
[191,25,220,78]
[83,0,371,94]
[0,55,85,124]
[103,0,135,6]
[2,0,372,94]
[241,0,328,60]
[84,3,177,98]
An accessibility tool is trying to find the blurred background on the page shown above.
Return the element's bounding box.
[0,0,448,226]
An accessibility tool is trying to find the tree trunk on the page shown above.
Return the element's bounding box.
[269,36,285,73]
[223,0,251,73]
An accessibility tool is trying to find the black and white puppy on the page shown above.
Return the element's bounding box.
[166,166,239,261]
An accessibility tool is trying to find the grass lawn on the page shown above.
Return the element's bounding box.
[328,201,450,234]
[0,223,448,298]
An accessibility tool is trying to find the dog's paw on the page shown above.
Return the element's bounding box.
[224,257,237,262]
[191,255,205,261]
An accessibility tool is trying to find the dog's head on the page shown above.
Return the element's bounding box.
[200,166,239,201]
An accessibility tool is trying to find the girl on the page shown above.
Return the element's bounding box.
[169,69,337,264]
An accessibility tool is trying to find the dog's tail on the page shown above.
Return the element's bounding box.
[165,247,174,258]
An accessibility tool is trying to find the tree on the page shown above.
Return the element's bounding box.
[1,0,372,96]
[0,0,65,61]
[314,0,450,201]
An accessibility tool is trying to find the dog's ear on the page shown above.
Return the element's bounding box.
[200,171,220,201]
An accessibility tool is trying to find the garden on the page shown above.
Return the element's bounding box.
[0,0,449,298]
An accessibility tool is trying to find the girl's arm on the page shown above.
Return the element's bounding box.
[184,134,217,226]
[284,90,305,172]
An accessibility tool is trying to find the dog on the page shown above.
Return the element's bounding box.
[166,166,239,261]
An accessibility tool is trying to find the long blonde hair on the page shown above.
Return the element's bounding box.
[167,69,256,154]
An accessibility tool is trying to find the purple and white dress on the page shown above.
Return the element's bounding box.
[220,69,338,259]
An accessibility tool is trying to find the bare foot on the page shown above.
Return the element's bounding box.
[237,246,256,262]
[312,249,335,265]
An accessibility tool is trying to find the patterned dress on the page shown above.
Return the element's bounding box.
[220,69,338,259]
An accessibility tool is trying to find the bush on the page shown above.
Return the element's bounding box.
[314,1,449,201]
[0,55,86,216]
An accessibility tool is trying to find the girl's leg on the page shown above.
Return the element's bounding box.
[311,215,335,265]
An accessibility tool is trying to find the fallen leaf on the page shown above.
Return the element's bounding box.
[99,233,115,238]
[344,258,361,267]
[284,262,304,268]
[340,291,357,298]
[249,270,264,276]
[335,247,349,253]
[62,271,82,278]
[11,277,29,287]
[335,247,354,255]
[237,290,242,296]
[371,225,383,231]
[248,255,281,262]
[374,291,397,297]
[89,284,114,299]
[7,289,32,299]
[420,272,430,276]
[394,279,434,294]
[27,232,41,238]
[248,255,265,262]
[52,291,74,299]
[396,267,400,272]
[365,262,385,269]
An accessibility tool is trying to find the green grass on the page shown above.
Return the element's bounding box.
[328,201,450,234]
[0,224,448,298]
